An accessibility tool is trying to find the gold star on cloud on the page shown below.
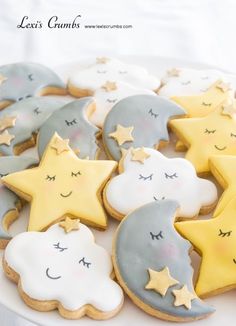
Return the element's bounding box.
[59,217,80,233]
[216,80,231,93]
[0,130,15,146]
[131,147,150,164]
[102,81,117,92]
[167,68,180,77]
[0,116,16,132]
[172,285,196,309]
[0,74,7,85]
[222,99,236,119]
[51,137,70,155]
[96,57,110,64]
[109,124,134,146]
[145,267,179,297]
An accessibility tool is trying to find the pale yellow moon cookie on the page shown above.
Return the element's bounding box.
[2,133,117,231]
[175,198,236,298]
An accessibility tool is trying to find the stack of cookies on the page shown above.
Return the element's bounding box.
[0,57,236,322]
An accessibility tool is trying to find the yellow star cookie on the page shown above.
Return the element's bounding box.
[131,147,150,164]
[0,116,16,132]
[172,285,196,309]
[2,133,117,231]
[145,267,179,297]
[170,109,236,174]
[0,130,15,146]
[102,81,117,92]
[109,124,134,146]
[171,81,231,118]
[175,198,236,297]
[59,217,80,233]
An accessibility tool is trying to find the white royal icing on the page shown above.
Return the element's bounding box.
[106,148,217,218]
[90,81,155,127]
[4,223,123,312]
[69,58,160,92]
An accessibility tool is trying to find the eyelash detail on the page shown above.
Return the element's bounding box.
[205,128,216,134]
[97,70,107,74]
[119,70,128,74]
[139,173,153,181]
[0,173,8,178]
[201,76,209,80]
[79,257,91,268]
[34,107,41,115]
[231,133,236,137]
[71,171,81,177]
[148,109,159,118]
[202,102,212,107]
[65,119,77,126]
[106,99,117,103]
[53,242,68,252]
[46,175,56,181]
[218,229,232,237]
[165,173,178,179]
[150,231,163,240]
[28,74,34,81]
[153,196,166,201]
[181,80,191,85]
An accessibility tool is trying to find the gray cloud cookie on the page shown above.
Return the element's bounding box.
[102,94,185,161]
[113,200,215,322]
[37,98,100,159]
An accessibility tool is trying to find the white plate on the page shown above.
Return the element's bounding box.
[0,56,235,326]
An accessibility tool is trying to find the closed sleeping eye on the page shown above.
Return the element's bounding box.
[0,173,8,177]
[79,257,91,268]
[46,175,56,181]
[53,242,68,252]
[139,173,153,181]
[148,109,158,118]
[181,80,191,85]
[153,196,165,201]
[202,102,212,107]
[150,231,163,240]
[201,76,209,80]
[71,171,81,177]
[106,98,117,103]
[165,172,178,179]
[97,70,107,74]
[231,133,236,137]
[205,128,216,134]
[118,70,128,74]
[28,74,34,81]
[34,107,42,115]
[65,119,77,126]
[218,229,232,237]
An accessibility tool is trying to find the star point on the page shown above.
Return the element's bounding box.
[222,100,236,119]
[102,81,117,92]
[216,80,231,93]
[172,285,196,309]
[59,217,80,233]
[109,124,134,146]
[51,136,70,154]
[131,147,150,164]
[167,68,180,77]
[96,57,110,64]
[0,130,15,146]
[0,116,16,131]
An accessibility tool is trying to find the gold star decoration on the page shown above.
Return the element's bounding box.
[109,124,134,146]
[51,137,70,155]
[145,267,179,297]
[0,130,15,146]
[0,74,7,85]
[131,147,150,164]
[0,116,16,132]
[59,217,80,233]
[172,285,196,309]
[96,57,110,64]
[216,80,231,93]
[167,68,180,77]
[102,81,117,92]
[222,99,236,119]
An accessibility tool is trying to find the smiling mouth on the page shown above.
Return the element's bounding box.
[46,268,61,280]
[214,145,227,151]
[60,191,72,198]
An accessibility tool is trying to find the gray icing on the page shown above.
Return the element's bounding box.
[38,98,100,159]
[0,156,38,240]
[0,97,66,155]
[103,94,185,161]
[0,62,65,103]
[115,200,215,319]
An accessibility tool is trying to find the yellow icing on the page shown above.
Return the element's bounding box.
[2,133,117,231]
[175,198,236,297]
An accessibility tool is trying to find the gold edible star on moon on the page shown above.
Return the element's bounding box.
[0,74,7,85]
[145,267,179,297]
[222,99,236,119]
[96,57,110,64]
[109,124,134,146]
[59,217,80,233]
[51,137,70,155]
[131,147,150,164]
[102,81,117,92]
[172,285,196,309]
[216,80,231,93]
[167,68,180,77]
[0,130,15,146]
[0,116,16,132]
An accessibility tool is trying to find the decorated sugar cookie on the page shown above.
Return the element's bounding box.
[104,148,217,220]
[90,81,155,128]
[37,99,100,159]
[2,134,117,231]
[68,58,160,97]
[170,108,236,174]
[3,219,124,319]
[113,200,215,322]
[0,62,66,109]
[159,67,233,98]
[0,97,65,155]
[102,94,185,161]
[0,156,37,248]
[175,198,236,298]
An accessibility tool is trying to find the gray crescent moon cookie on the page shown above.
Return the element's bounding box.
[37,98,100,159]
[0,156,37,249]
[102,94,185,161]
[0,97,66,155]
[113,200,215,322]
[0,62,67,109]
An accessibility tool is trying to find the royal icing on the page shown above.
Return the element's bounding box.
[103,94,185,161]
[175,198,236,298]
[4,221,123,315]
[2,134,117,231]
[105,148,217,219]
[90,81,155,127]
[0,97,66,155]
[37,98,100,159]
[68,58,160,94]
[114,200,214,320]
[0,156,37,242]
[0,62,66,108]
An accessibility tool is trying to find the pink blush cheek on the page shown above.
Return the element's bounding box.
[214,240,230,254]
[202,134,215,145]
[158,243,180,259]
